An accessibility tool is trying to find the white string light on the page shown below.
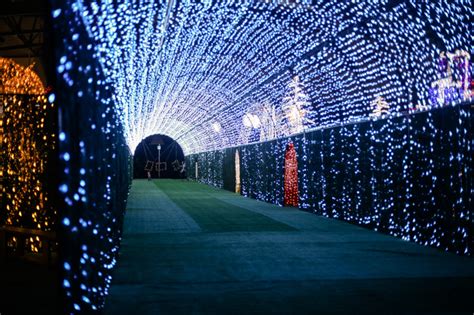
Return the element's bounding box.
[72,0,471,155]
[53,1,471,311]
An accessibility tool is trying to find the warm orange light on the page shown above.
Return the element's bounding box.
[2,57,56,255]
[0,57,45,94]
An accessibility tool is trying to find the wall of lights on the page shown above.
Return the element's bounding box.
[1,57,56,253]
[187,103,473,256]
[49,0,471,311]
[58,0,471,155]
[50,2,133,313]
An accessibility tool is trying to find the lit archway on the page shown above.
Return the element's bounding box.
[284,142,299,207]
[1,57,55,249]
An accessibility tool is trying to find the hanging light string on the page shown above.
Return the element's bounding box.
[66,0,471,155]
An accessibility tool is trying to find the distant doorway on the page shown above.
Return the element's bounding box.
[284,143,298,207]
[133,134,185,179]
[235,150,241,193]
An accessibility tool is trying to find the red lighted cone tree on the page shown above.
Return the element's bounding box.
[284,143,299,207]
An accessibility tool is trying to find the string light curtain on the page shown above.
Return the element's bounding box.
[186,103,472,256]
[48,0,472,312]
[50,2,133,313]
[55,1,471,155]
[1,58,56,251]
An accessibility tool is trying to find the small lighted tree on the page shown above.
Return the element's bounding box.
[371,95,390,117]
[282,75,314,135]
[258,103,279,141]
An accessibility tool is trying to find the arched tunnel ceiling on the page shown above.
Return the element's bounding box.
[73,0,471,155]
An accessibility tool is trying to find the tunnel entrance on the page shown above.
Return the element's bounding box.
[133,134,185,179]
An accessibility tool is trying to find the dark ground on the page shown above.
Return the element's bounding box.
[0,258,59,315]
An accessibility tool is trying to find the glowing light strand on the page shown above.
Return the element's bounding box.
[70,1,471,155]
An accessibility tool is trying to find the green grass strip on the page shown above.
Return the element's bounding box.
[153,179,296,232]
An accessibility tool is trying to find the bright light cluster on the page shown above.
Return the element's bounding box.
[74,0,471,155]
[51,3,133,312]
[0,57,45,95]
[1,58,56,251]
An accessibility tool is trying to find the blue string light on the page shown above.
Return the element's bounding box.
[68,0,472,155]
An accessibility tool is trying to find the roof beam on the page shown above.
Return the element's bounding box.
[0,43,43,51]
[0,29,43,36]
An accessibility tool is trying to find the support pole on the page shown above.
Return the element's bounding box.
[157,144,161,178]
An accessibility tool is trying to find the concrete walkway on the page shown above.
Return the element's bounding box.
[105,179,474,314]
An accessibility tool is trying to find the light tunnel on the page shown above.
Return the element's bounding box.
[1,0,472,314]
[65,0,472,156]
[48,0,474,312]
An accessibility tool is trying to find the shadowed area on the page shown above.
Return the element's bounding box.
[0,260,59,314]
[105,179,474,314]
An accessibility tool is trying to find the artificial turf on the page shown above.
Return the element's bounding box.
[105,179,474,315]
[154,179,296,232]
